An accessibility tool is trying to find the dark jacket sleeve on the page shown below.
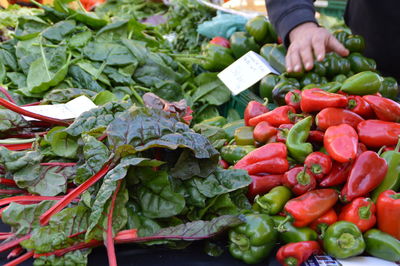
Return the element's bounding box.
[265,0,317,46]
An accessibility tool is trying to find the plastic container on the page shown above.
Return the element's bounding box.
[315,0,347,19]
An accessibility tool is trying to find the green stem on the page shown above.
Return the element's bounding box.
[277,215,292,232]
[133,85,151,92]
[129,86,144,106]
[377,146,386,156]
[230,234,250,251]
[338,233,356,249]
[284,257,299,266]
[394,136,400,153]
[254,196,271,214]
[94,61,107,81]
[39,36,51,80]
[358,202,372,220]
[0,138,36,145]
[297,168,311,186]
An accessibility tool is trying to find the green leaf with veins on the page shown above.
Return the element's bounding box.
[50,131,78,159]
[0,109,29,132]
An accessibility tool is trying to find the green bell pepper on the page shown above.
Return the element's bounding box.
[221,145,255,164]
[259,73,280,101]
[260,43,276,61]
[333,74,347,83]
[348,53,376,73]
[230,32,260,59]
[272,79,300,106]
[272,216,318,244]
[286,116,313,163]
[300,72,321,87]
[379,77,399,100]
[245,16,276,44]
[200,116,227,127]
[229,214,278,264]
[223,120,245,141]
[313,61,327,77]
[202,43,235,71]
[341,71,383,95]
[371,138,400,202]
[253,186,292,215]
[234,126,254,146]
[344,35,365,53]
[319,82,342,93]
[268,44,287,74]
[323,221,366,259]
[333,29,350,44]
[364,229,400,262]
[323,53,350,78]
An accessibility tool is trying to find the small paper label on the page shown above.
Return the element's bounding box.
[22,95,97,121]
[218,51,279,96]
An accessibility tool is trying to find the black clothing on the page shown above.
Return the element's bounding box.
[265,0,400,81]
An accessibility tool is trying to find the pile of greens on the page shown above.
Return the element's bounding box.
[0,92,251,265]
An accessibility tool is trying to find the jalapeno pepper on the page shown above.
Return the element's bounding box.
[324,124,358,163]
[234,126,254,145]
[253,121,277,144]
[276,241,321,266]
[341,151,388,202]
[363,95,400,123]
[339,197,376,232]
[259,74,280,101]
[202,43,235,71]
[364,229,400,262]
[371,138,400,202]
[316,108,364,130]
[228,213,278,264]
[377,190,400,240]
[220,145,255,164]
[300,88,348,113]
[357,120,400,148]
[230,31,260,59]
[253,186,291,215]
[286,116,313,163]
[272,216,318,244]
[341,71,383,95]
[247,174,283,200]
[323,221,366,259]
[244,101,268,126]
[304,152,332,180]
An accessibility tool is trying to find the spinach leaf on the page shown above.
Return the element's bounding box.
[42,20,76,42]
[192,72,230,106]
[84,41,137,66]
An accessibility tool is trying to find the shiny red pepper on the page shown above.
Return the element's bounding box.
[347,95,374,118]
[253,121,277,144]
[285,89,301,112]
[316,108,364,130]
[309,209,337,236]
[300,88,348,113]
[341,151,388,202]
[307,130,324,143]
[357,120,400,148]
[209,36,230,48]
[324,124,358,163]
[319,143,366,187]
[363,95,400,122]
[276,124,293,143]
[234,143,289,175]
[247,174,282,200]
[218,159,229,169]
[283,189,339,227]
[282,166,317,196]
[248,106,296,127]
[276,241,321,266]
[339,197,376,232]
[377,190,400,240]
[304,152,332,180]
[244,101,268,126]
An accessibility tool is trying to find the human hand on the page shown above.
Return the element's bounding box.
[286,22,349,72]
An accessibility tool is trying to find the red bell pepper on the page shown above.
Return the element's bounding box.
[282,166,316,196]
[377,190,400,240]
[324,124,358,163]
[357,120,400,148]
[276,241,321,266]
[276,124,293,143]
[304,152,332,180]
[285,89,301,112]
[234,143,289,175]
[248,106,296,127]
[244,101,268,126]
[309,209,337,236]
[363,95,400,122]
[339,197,376,232]
[209,36,230,48]
[300,88,348,113]
[253,121,277,144]
[282,189,339,227]
[307,130,324,143]
[341,151,388,202]
[316,107,364,130]
[247,174,282,200]
[347,95,374,118]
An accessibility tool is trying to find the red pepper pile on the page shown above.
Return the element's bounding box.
[224,87,400,264]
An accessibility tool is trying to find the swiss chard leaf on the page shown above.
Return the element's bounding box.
[0,148,42,173]
[0,109,29,132]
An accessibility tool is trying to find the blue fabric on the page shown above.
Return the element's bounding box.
[197,11,248,39]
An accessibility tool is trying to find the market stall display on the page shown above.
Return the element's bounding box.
[0,0,399,265]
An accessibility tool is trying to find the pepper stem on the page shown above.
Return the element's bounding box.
[277,215,292,232]
[377,146,386,156]
[284,257,299,266]
[318,223,329,239]
[347,99,357,110]
[230,234,250,251]
[389,193,400,200]
[263,98,269,106]
[296,168,310,186]
[394,136,400,153]
[338,233,356,249]
[358,202,372,220]
[254,196,271,214]
[311,164,322,175]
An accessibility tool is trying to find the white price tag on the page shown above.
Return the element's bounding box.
[22,95,97,121]
[218,51,279,96]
